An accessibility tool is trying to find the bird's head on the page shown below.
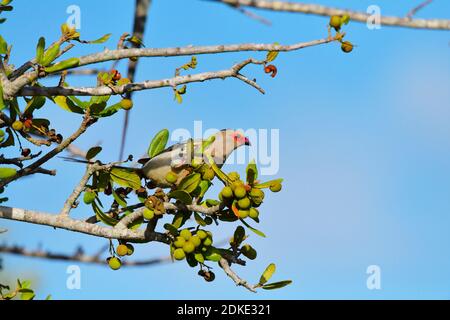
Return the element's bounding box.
[205,129,251,166]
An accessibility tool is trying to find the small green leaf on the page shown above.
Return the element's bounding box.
[233,226,245,246]
[44,57,80,73]
[168,190,192,205]
[53,96,84,114]
[240,218,266,237]
[110,168,141,190]
[41,43,60,67]
[259,263,276,285]
[97,102,122,118]
[262,280,293,290]
[19,288,35,300]
[88,33,112,44]
[85,146,102,160]
[171,212,185,229]
[0,167,17,179]
[266,42,280,62]
[36,37,45,64]
[253,178,283,189]
[0,35,8,55]
[207,155,231,185]
[194,212,207,227]
[45,294,52,300]
[204,247,222,262]
[112,189,127,207]
[148,129,169,158]
[92,202,118,226]
[178,173,201,194]
[163,223,179,236]
[174,91,182,104]
[194,253,205,264]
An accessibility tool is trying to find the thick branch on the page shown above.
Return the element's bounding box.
[212,0,450,30]
[0,206,170,244]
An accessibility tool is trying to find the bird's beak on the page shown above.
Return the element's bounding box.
[244,137,251,146]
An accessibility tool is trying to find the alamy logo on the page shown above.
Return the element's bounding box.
[66,265,81,290]
[366,265,381,290]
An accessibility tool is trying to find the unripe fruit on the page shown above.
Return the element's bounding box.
[12,120,24,131]
[238,209,249,219]
[249,208,259,219]
[204,217,213,225]
[173,248,186,260]
[237,197,251,210]
[221,186,233,199]
[203,237,213,247]
[120,99,133,110]
[269,182,282,192]
[329,15,342,30]
[197,230,208,240]
[143,208,154,220]
[241,244,257,260]
[341,41,354,53]
[182,241,195,254]
[174,236,186,248]
[126,244,134,255]
[190,235,201,247]
[249,188,265,199]
[202,168,215,181]
[116,244,128,257]
[83,191,96,205]
[165,171,178,184]
[108,257,122,270]
[228,172,240,182]
[180,229,192,241]
[234,186,247,199]
[23,119,33,129]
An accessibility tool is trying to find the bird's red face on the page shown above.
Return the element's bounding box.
[231,131,251,146]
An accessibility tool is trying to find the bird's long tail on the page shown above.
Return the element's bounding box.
[59,156,142,173]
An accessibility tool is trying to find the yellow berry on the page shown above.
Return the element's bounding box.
[197,230,208,240]
[234,186,247,199]
[237,197,251,210]
[143,208,154,220]
[120,99,133,110]
[329,15,342,30]
[238,209,249,219]
[249,208,259,219]
[269,183,282,192]
[182,241,195,254]
[180,229,192,241]
[173,248,186,260]
[108,257,122,270]
[221,186,233,199]
[190,235,201,247]
[165,171,178,184]
[12,120,24,131]
[203,237,213,247]
[174,236,186,248]
[202,168,215,181]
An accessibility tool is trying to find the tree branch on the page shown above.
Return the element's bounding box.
[219,258,257,293]
[210,0,450,30]
[0,205,171,244]
[407,0,434,19]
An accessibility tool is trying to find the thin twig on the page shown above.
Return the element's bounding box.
[407,0,434,19]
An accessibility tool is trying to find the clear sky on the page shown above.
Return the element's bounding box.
[1,0,450,299]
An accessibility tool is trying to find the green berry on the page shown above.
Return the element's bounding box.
[202,168,215,181]
[269,183,282,192]
[116,244,128,257]
[329,15,342,30]
[204,216,213,225]
[165,171,178,184]
[174,236,186,248]
[249,208,259,219]
[249,188,265,199]
[173,248,186,260]
[180,229,192,241]
[182,241,195,254]
[203,237,213,247]
[190,235,201,247]
[12,120,24,131]
[238,209,249,219]
[228,172,240,182]
[143,208,154,220]
[237,197,251,210]
[221,186,233,199]
[234,186,247,199]
[108,257,122,270]
[120,98,133,110]
[197,230,208,240]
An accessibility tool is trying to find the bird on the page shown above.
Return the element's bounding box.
[64,129,251,189]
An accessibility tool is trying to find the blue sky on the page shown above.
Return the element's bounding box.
[1,0,450,299]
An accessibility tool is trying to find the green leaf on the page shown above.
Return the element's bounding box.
[253,178,283,189]
[97,102,122,118]
[197,180,212,199]
[45,294,52,300]
[207,155,231,185]
[85,146,102,160]
[0,128,15,148]
[44,57,80,73]
[24,96,46,116]
[112,189,127,207]
[92,202,118,226]
[266,42,280,62]
[246,160,258,185]
[41,43,60,67]
[240,218,266,238]
[110,168,141,190]
[163,223,179,236]
[204,247,222,262]
[88,33,111,44]
[194,212,207,227]
[259,263,276,285]
[233,226,245,246]
[171,212,185,229]
[178,173,201,194]
[147,129,169,157]
[0,83,5,111]
[0,35,8,55]
[19,288,35,300]
[36,37,45,64]
[262,280,293,290]
[0,167,17,179]
[53,96,84,114]
[194,253,205,264]
[168,190,192,205]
